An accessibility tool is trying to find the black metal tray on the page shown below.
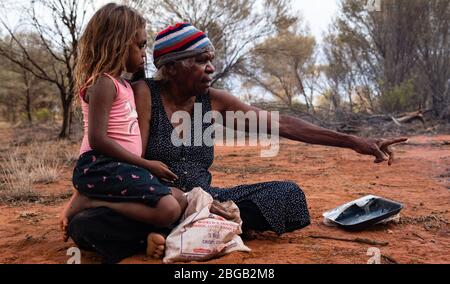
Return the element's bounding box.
[334,197,403,231]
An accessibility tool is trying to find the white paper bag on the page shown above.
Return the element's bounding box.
[163,187,251,264]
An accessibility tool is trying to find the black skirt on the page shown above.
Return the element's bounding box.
[72,150,172,207]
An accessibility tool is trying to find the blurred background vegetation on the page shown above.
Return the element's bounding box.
[0,0,449,139]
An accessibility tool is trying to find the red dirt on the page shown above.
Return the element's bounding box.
[0,124,449,264]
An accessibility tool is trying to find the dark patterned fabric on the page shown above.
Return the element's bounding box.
[144,79,310,235]
[73,150,171,207]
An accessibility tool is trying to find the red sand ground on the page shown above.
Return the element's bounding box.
[0,123,449,264]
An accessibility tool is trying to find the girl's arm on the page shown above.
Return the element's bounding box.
[87,76,177,181]
[87,76,150,168]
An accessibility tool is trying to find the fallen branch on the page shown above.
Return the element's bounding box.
[390,116,403,127]
[396,111,426,125]
[309,235,389,246]
[367,110,429,126]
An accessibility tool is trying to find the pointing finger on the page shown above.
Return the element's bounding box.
[384,146,394,166]
[380,138,408,148]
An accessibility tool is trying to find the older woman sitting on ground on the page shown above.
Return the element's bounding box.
[64,23,406,263]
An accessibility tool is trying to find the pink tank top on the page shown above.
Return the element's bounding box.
[79,74,142,157]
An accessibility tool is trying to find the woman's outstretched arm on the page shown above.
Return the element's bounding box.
[209,88,407,165]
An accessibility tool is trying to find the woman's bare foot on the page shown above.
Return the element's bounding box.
[241,229,259,241]
[146,233,166,259]
[60,191,92,242]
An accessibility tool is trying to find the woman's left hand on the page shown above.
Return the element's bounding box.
[352,137,408,166]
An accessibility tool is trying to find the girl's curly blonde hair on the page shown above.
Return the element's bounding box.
[74,3,146,92]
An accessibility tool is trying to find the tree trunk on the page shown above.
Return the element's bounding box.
[25,88,32,124]
[59,97,71,139]
[331,90,343,121]
[68,105,76,136]
[287,96,293,110]
[432,94,446,118]
[11,100,17,123]
[440,80,450,120]
[302,93,311,113]
[348,89,354,113]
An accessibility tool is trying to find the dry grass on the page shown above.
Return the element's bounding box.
[0,149,38,203]
[0,139,79,204]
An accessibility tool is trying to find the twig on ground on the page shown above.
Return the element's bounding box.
[309,235,389,246]
[412,232,425,241]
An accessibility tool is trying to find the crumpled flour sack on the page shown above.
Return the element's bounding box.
[163,187,251,264]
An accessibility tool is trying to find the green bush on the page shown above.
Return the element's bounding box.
[34,108,52,123]
[380,80,416,113]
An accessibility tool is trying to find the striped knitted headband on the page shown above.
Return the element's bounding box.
[153,23,215,69]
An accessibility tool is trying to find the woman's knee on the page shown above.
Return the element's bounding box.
[280,181,303,192]
[277,181,308,202]
[68,210,100,250]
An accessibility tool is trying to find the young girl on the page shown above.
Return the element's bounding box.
[60,3,186,258]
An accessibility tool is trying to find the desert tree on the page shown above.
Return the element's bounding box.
[416,0,450,119]
[0,33,59,124]
[0,0,90,138]
[242,31,316,111]
[235,5,317,112]
[324,0,450,119]
[128,0,298,89]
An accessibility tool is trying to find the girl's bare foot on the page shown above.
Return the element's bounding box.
[146,233,166,259]
[60,192,92,242]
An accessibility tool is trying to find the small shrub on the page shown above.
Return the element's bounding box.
[34,108,52,123]
[0,150,37,203]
